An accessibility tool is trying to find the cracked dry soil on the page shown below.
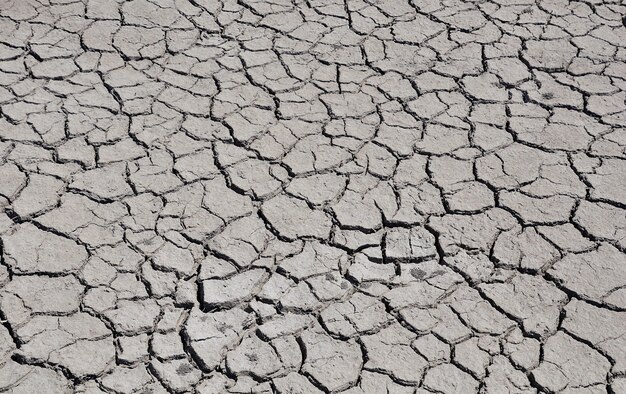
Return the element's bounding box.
[0,0,625,393]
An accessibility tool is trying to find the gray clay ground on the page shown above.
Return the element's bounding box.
[0,0,625,393]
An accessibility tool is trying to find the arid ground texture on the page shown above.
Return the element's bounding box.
[0,0,625,393]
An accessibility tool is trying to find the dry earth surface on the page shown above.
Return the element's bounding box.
[0,0,625,393]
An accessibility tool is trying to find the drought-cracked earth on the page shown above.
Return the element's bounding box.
[0,0,626,393]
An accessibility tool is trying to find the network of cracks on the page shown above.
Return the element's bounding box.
[0,0,625,393]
